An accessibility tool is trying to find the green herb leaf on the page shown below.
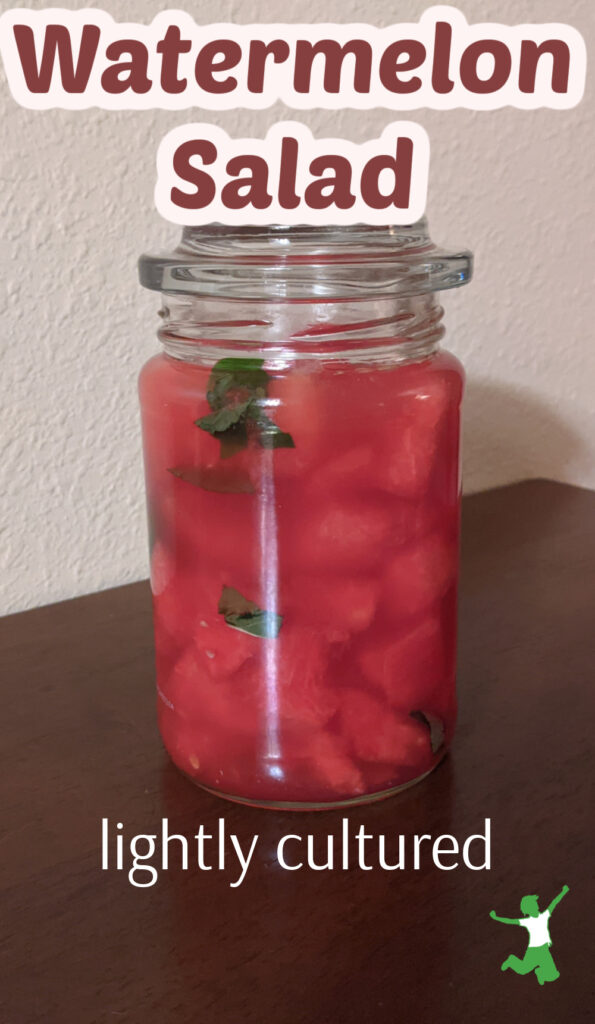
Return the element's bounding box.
[258,427,296,450]
[195,400,255,459]
[218,584,283,638]
[167,465,255,494]
[410,711,445,754]
[217,425,252,460]
[196,357,295,457]
[195,400,252,435]
[218,586,257,618]
[207,358,269,411]
[224,610,283,638]
[246,409,296,450]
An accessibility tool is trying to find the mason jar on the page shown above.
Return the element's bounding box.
[138,221,472,809]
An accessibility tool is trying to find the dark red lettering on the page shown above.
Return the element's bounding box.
[157,26,191,94]
[460,40,512,93]
[222,156,272,209]
[195,40,242,93]
[379,40,425,93]
[247,39,291,92]
[431,21,454,94]
[171,140,217,209]
[305,156,355,209]
[360,139,413,210]
[293,39,372,93]
[278,137,300,210]
[101,40,151,94]
[519,39,571,94]
[13,23,100,93]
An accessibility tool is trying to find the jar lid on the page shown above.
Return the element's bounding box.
[138,219,472,300]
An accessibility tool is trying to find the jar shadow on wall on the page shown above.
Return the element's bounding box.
[462,377,586,497]
[458,377,587,734]
[460,375,586,624]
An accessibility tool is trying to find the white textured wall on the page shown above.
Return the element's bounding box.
[1,0,593,614]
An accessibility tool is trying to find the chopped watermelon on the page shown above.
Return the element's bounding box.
[375,375,451,498]
[339,688,432,767]
[308,445,375,496]
[149,539,175,597]
[282,572,378,635]
[256,627,338,728]
[290,499,393,572]
[305,730,365,796]
[140,350,463,804]
[163,644,261,735]
[280,728,365,797]
[383,532,457,619]
[267,369,325,476]
[192,613,260,679]
[358,616,445,708]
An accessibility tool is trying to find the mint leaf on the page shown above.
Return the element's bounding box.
[246,408,296,450]
[225,610,282,638]
[196,357,295,457]
[195,400,255,459]
[207,358,268,411]
[218,585,283,639]
[195,400,252,435]
[167,465,255,494]
[218,586,257,618]
[258,426,296,451]
[410,711,445,754]
[217,424,251,460]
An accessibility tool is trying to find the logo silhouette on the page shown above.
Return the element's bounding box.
[489,885,569,985]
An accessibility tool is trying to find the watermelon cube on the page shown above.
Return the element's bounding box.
[149,539,175,597]
[267,369,325,476]
[291,499,392,572]
[308,445,375,497]
[358,616,445,709]
[376,375,451,499]
[339,688,431,767]
[158,701,256,792]
[383,533,456,620]
[283,572,378,636]
[152,578,197,648]
[164,644,262,736]
[303,730,365,796]
[192,613,259,679]
[273,628,338,727]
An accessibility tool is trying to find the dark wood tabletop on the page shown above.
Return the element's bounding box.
[1,480,594,1024]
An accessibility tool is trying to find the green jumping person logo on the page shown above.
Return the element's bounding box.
[490,885,569,984]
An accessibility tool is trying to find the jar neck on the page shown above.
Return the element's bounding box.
[157,291,445,365]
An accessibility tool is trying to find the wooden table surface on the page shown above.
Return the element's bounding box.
[1,480,594,1024]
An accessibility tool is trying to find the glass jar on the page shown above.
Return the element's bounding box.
[138,221,472,809]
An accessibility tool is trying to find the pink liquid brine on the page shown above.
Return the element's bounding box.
[138,222,472,808]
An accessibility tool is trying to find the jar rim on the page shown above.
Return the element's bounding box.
[139,218,472,300]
